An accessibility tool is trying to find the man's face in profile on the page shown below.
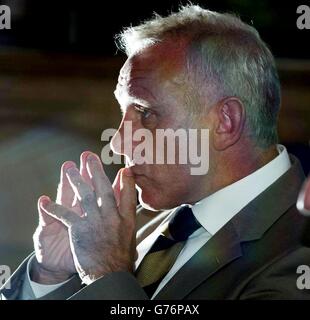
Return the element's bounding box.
[111,43,211,211]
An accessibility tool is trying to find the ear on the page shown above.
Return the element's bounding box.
[213,97,245,151]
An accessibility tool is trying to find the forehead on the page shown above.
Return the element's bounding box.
[118,42,187,90]
[114,42,191,117]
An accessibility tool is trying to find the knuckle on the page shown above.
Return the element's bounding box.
[82,191,96,207]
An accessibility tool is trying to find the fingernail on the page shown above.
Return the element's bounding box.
[80,151,92,161]
[87,153,98,163]
[40,196,50,209]
[62,161,76,171]
[67,167,79,176]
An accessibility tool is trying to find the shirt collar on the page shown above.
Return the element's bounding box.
[190,144,291,236]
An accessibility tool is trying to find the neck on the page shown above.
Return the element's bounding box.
[188,143,279,204]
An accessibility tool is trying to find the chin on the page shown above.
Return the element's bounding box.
[136,185,179,211]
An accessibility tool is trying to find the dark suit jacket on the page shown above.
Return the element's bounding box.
[2,155,310,300]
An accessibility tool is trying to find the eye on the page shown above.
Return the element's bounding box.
[134,105,152,119]
[141,109,152,119]
[134,104,157,128]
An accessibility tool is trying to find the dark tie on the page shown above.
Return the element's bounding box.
[135,205,201,297]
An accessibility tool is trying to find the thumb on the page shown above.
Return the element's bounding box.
[37,196,55,226]
[119,168,137,220]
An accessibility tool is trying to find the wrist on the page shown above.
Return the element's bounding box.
[30,259,74,285]
[78,262,133,285]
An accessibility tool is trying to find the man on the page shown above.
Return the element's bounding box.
[1,5,310,300]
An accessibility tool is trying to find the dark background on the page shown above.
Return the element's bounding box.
[0,0,309,58]
[0,0,309,270]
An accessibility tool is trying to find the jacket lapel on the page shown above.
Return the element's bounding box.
[154,222,242,299]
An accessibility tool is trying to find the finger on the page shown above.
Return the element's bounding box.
[119,167,137,221]
[71,151,94,209]
[86,153,116,209]
[37,195,55,226]
[66,166,99,217]
[56,161,77,207]
[112,169,122,208]
[40,196,80,227]
[298,177,310,215]
[80,151,94,187]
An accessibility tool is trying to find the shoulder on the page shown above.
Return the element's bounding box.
[239,244,310,299]
[238,203,310,299]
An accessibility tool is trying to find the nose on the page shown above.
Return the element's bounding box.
[110,117,134,163]
[110,119,124,155]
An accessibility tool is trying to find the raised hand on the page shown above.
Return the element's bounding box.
[39,153,137,285]
[31,152,92,284]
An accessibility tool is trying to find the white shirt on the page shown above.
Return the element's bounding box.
[24,144,291,299]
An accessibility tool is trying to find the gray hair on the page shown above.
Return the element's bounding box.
[116,4,281,147]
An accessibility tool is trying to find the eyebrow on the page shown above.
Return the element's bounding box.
[113,91,154,117]
[114,80,159,111]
